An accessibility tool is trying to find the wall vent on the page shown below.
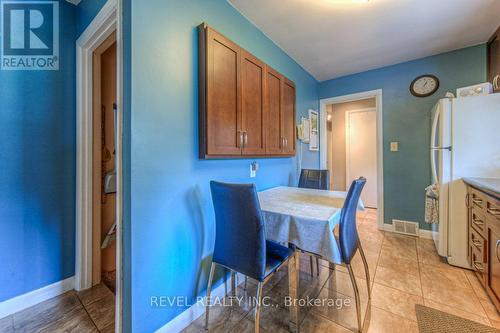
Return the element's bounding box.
[392,219,419,236]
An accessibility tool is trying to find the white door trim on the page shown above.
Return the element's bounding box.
[345,108,377,208]
[75,0,123,331]
[319,89,384,229]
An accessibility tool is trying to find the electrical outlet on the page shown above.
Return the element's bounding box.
[390,142,399,152]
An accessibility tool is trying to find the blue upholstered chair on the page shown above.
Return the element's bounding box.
[298,169,330,191]
[206,181,293,333]
[338,177,370,332]
[298,169,330,276]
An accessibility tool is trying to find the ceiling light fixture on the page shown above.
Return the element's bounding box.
[329,0,369,3]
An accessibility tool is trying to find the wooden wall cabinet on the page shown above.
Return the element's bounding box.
[488,25,500,92]
[466,184,500,312]
[199,23,296,159]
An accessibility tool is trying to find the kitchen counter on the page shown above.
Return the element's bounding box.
[463,177,500,199]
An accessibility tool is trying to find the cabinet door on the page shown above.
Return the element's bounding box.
[488,27,500,92]
[265,67,283,155]
[241,50,266,155]
[488,225,500,305]
[281,78,296,155]
[206,27,242,156]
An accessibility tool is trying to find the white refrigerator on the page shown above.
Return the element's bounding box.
[431,93,500,268]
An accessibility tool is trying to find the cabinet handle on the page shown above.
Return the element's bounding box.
[487,208,500,216]
[284,138,288,148]
[244,132,248,148]
[472,198,483,205]
[472,216,484,226]
[471,238,482,248]
[496,240,500,262]
[473,261,484,272]
[281,137,285,149]
[465,193,470,208]
[494,75,500,90]
[238,131,243,148]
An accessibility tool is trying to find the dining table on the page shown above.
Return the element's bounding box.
[257,186,365,333]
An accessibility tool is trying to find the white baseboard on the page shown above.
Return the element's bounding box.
[418,228,435,239]
[155,273,245,333]
[382,223,435,239]
[0,276,75,319]
[382,223,394,233]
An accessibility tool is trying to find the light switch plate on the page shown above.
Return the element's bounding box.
[250,162,258,178]
[390,142,399,152]
[250,166,256,178]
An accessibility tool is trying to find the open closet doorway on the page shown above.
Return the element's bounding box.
[76,0,123,331]
[92,32,117,291]
[320,90,384,229]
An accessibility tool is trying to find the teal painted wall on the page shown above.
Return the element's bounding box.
[129,0,319,331]
[319,45,487,230]
[76,0,108,37]
[0,1,77,301]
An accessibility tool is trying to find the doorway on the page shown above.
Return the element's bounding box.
[75,0,123,331]
[92,32,117,291]
[320,90,384,229]
[346,108,377,208]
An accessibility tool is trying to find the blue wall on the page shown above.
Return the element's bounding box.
[319,45,487,230]
[76,0,108,37]
[129,0,318,331]
[0,1,77,301]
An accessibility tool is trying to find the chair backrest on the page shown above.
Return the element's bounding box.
[210,181,266,281]
[338,177,366,264]
[298,169,330,190]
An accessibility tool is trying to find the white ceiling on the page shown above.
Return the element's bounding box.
[228,0,500,81]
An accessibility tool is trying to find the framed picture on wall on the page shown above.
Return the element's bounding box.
[301,117,310,143]
[309,109,319,151]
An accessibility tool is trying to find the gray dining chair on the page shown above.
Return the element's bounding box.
[207,181,293,333]
[336,177,370,332]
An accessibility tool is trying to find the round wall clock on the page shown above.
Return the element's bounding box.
[410,74,439,97]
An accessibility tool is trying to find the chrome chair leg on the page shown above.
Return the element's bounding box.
[358,245,371,299]
[346,263,362,333]
[205,263,216,330]
[309,256,314,277]
[231,270,236,297]
[316,257,320,276]
[254,282,263,333]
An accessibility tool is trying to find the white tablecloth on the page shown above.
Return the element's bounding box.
[258,186,364,264]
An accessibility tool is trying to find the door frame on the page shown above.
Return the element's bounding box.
[75,0,123,331]
[319,89,383,230]
[345,108,377,208]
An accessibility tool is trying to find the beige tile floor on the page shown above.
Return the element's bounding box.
[0,283,115,333]
[184,208,500,333]
[2,209,500,332]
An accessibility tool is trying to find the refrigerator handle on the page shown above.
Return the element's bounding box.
[430,105,441,184]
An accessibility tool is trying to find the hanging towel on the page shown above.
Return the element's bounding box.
[425,184,439,224]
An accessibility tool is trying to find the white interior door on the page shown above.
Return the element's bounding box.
[346,109,378,208]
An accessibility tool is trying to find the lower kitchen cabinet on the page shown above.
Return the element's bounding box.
[466,180,500,312]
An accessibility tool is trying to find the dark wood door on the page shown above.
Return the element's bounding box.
[488,26,500,92]
[241,50,266,155]
[488,225,500,304]
[281,78,296,155]
[206,27,242,156]
[265,67,283,155]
